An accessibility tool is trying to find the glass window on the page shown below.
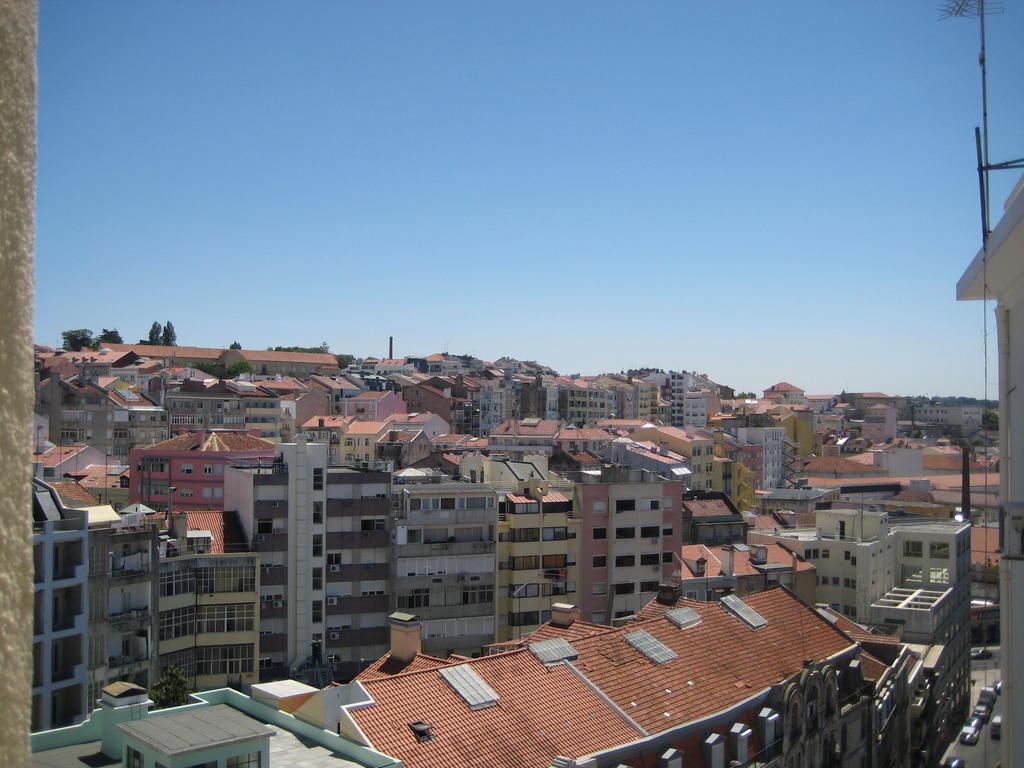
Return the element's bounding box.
[615,527,636,539]
[593,527,607,540]
[929,542,950,558]
[903,541,922,558]
[592,556,607,568]
[227,753,261,768]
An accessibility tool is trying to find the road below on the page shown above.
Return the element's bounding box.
[941,646,1002,768]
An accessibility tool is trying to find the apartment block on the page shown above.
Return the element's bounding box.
[568,466,684,624]
[226,440,392,682]
[32,480,89,731]
[392,478,498,656]
[674,542,817,603]
[165,379,282,440]
[86,512,160,709]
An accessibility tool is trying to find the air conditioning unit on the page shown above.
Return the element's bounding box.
[329,565,341,572]
[329,632,340,640]
[649,537,659,544]
[327,597,338,605]
[272,600,283,608]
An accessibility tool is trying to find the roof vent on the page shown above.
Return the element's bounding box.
[528,637,580,665]
[665,607,701,630]
[439,664,499,710]
[408,720,434,742]
[720,594,767,630]
[623,629,678,665]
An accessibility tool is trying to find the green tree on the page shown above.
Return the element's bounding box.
[335,353,355,368]
[147,321,163,345]
[229,341,242,349]
[735,391,756,399]
[983,409,999,430]
[227,360,254,377]
[96,328,123,344]
[150,665,191,709]
[161,321,177,347]
[193,361,223,377]
[61,329,94,351]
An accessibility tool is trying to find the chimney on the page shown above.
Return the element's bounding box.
[720,544,735,576]
[389,612,422,662]
[170,511,188,541]
[550,603,578,627]
[749,544,767,565]
[656,583,680,606]
[389,336,394,359]
[318,418,325,427]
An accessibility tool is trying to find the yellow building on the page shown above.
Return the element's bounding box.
[466,456,580,641]
[778,412,814,457]
[628,426,715,492]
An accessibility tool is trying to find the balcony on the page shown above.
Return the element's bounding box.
[111,556,151,579]
[50,662,83,684]
[253,532,287,552]
[52,563,85,583]
[108,654,148,670]
[108,608,151,628]
[398,540,495,558]
[399,507,496,526]
[326,497,391,516]
[51,613,85,634]
[326,530,389,549]
[328,562,389,581]
[325,594,388,614]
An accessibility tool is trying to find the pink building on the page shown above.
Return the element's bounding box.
[129,429,278,512]
[861,404,897,443]
[337,389,406,422]
[574,467,684,624]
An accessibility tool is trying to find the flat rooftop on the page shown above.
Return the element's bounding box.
[34,712,369,768]
[871,586,951,611]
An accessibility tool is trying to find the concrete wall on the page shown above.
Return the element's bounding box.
[0,2,37,764]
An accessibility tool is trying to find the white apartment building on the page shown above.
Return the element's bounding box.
[734,426,787,489]
[32,480,89,731]
[392,479,498,656]
[912,403,983,432]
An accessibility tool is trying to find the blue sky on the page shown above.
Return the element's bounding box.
[36,1,1023,398]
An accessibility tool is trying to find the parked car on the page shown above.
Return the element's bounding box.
[971,647,993,660]
[994,679,1003,695]
[960,723,981,745]
[972,703,991,723]
[942,758,965,768]
[978,686,997,706]
[991,714,1002,739]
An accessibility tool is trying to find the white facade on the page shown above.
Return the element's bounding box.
[735,426,787,489]
[958,173,1024,768]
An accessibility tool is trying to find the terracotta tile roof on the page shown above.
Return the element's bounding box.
[144,430,277,453]
[430,433,470,445]
[33,445,90,467]
[48,480,100,507]
[183,509,246,553]
[556,428,614,441]
[67,463,129,489]
[676,543,812,578]
[100,343,224,360]
[352,650,640,768]
[302,415,353,429]
[390,412,439,424]
[971,525,1000,567]
[356,652,451,681]
[517,619,616,645]
[553,589,855,735]
[490,419,561,438]
[234,349,338,365]
[345,420,389,435]
[351,390,393,401]
[764,382,803,392]
[860,650,889,682]
[798,457,884,475]
[922,454,984,471]
[680,497,740,519]
[309,374,362,391]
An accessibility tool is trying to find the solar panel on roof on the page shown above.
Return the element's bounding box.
[528,637,579,665]
[119,390,139,401]
[624,629,678,665]
[665,607,701,630]
[720,593,768,630]
[439,664,500,710]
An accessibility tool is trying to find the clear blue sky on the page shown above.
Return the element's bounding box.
[35,1,1023,398]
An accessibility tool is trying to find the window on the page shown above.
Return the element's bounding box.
[593,556,607,568]
[851,556,857,566]
[510,556,539,570]
[592,582,607,595]
[312,600,323,623]
[613,582,635,595]
[126,747,144,768]
[510,528,539,542]
[615,554,636,567]
[903,541,922,558]
[542,554,567,569]
[508,611,540,627]
[649,499,660,510]
[312,567,323,591]
[227,753,261,768]
[831,577,839,585]
[179,463,193,474]
[640,525,660,538]
[179,487,194,498]
[203,464,214,475]
[361,518,386,531]
[615,527,636,539]
[159,607,195,641]
[640,580,659,592]
[195,564,256,594]
[615,499,636,512]
[327,552,341,566]
[312,534,323,557]
[256,519,272,534]
[662,527,673,536]
[662,552,673,563]
[160,568,195,597]
[462,584,493,604]
[640,553,660,566]
[196,603,254,634]
[844,551,851,561]
[929,542,950,558]
[593,527,607,540]
[821,549,830,559]
[312,467,324,490]
[543,526,568,541]
[195,644,254,676]
[398,588,431,609]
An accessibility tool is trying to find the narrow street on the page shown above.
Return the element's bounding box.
[941,647,1002,768]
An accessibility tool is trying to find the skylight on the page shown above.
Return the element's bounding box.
[720,594,768,630]
[623,630,678,665]
[528,637,579,665]
[439,664,499,710]
[665,607,701,630]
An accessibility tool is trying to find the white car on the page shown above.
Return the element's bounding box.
[960,723,980,746]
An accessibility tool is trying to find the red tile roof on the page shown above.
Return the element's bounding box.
[184,509,246,553]
[234,349,338,365]
[145,430,277,453]
[352,650,640,768]
[33,445,91,467]
[798,457,884,476]
[676,543,813,578]
[48,480,100,507]
[100,343,224,360]
[356,652,451,681]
